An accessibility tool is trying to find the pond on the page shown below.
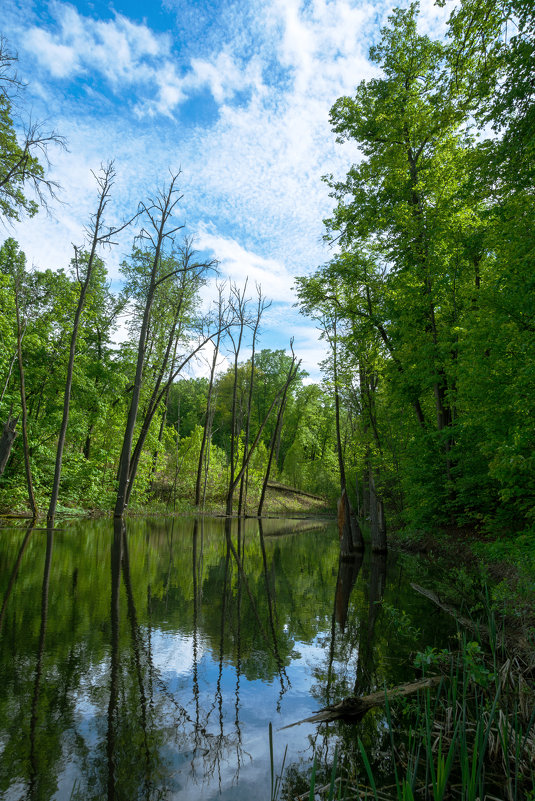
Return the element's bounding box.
[0,516,457,800]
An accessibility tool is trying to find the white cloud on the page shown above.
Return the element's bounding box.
[23,5,267,118]
[25,27,79,79]
[5,0,455,379]
[196,226,295,303]
[26,6,165,86]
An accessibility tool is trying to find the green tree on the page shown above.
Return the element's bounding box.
[0,36,65,222]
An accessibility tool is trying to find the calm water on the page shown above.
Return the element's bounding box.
[0,517,455,800]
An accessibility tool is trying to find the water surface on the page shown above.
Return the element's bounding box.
[0,516,455,800]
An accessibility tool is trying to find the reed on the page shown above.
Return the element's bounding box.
[271,604,535,801]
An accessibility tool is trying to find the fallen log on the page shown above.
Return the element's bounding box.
[266,481,326,501]
[282,675,443,728]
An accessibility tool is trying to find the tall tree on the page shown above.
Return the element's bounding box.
[48,163,136,525]
[195,283,230,507]
[114,175,185,518]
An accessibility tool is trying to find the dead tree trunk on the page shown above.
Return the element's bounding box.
[115,175,184,518]
[225,282,248,516]
[49,163,136,525]
[195,284,228,506]
[238,286,269,516]
[258,347,299,517]
[226,376,289,517]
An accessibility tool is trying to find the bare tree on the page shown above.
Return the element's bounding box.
[121,255,221,509]
[195,282,230,507]
[0,36,67,224]
[225,370,294,517]
[238,285,270,516]
[258,342,300,517]
[48,162,137,525]
[225,282,249,515]
[115,174,185,517]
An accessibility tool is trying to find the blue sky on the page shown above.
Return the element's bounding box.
[3,0,450,379]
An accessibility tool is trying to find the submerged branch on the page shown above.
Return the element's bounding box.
[282,676,443,727]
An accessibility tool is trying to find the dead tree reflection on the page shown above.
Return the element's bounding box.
[190,519,202,777]
[234,518,244,783]
[28,527,54,800]
[107,519,122,800]
[121,529,152,793]
[354,551,387,695]
[258,519,291,707]
[103,516,298,797]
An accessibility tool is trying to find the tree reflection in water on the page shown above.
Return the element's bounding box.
[0,517,449,800]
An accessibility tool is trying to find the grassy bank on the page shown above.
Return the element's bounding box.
[0,481,336,522]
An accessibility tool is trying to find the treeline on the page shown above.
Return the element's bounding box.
[296,0,534,537]
[2,0,534,534]
[0,225,344,517]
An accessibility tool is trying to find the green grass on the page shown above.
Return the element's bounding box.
[270,603,535,801]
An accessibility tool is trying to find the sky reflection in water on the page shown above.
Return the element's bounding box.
[0,517,454,800]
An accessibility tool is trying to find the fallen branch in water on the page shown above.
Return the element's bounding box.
[282,676,443,727]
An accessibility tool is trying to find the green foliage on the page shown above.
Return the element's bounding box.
[296,0,535,535]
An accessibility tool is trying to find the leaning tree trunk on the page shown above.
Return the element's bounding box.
[238,288,267,516]
[115,175,182,518]
[226,284,247,517]
[258,355,299,517]
[195,324,222,506]
[48,163,123,525]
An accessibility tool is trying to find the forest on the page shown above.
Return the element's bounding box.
[0,0,534,545]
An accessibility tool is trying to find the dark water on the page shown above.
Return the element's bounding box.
[0,517,455,800]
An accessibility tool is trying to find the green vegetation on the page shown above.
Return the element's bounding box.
[1,0,534,540]
[1,3,534,798]
[275,592,535,800]
[296,0,535,544]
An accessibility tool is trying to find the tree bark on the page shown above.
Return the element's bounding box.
[0,415,18,476]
